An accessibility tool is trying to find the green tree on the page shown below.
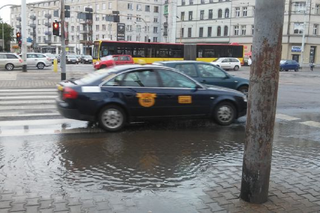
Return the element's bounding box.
[0,18,14,52]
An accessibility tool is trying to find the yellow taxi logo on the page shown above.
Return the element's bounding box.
[178,96,192,104]
[136,93,157,107]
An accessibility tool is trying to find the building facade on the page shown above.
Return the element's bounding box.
[10,0,164,54]
[175,0,320,65]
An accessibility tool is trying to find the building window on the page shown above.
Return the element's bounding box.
[188,28,192,37]
[209,9,213,19]
[316,4,320,14]
[96,15,99,21]
[145,5,150,12]
[235,7,240,17]
[127,14,132,20]
[96,4,99,11]
[241,25,246,35]
[200,10,204,20]
[153,37,158,42]
[209,0,213,2]
[102,24,106,31]
[201,0,205,3]
[153,27,158,33]
[234,25,239,35]
[108,2,112,9]
[128,3,133,10]
[182,0,185,6]
[96,25,99,31]
[181,28,184,38]
[225,8,229,18]
[137,4,142,11]
[136,15,141,22]
[199,27,203,37]
[154,17,158,23]
[293,2,306,13]
[190,0,193,5]
[181,12,185,21]
[224,26,228,36]
[252,25,254,35]
[137,25,141,32]
[189,11,193,20]
[294,22,304,34]
[243,7,247,16]
[218,9,222,18]
[154,6,159,13]
[102,3,106,10]
[127,35,132,41]
[208,27,212,37]
[313,24,318,35]
[217,26,221,36]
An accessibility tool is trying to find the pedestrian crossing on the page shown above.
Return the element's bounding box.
[0,88,320,137]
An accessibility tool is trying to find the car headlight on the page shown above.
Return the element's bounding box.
[96,62,99,65]
[243,95,247,102]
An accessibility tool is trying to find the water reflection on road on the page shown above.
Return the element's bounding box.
[0,118,319,198]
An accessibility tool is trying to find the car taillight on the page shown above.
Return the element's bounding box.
[63,87,78,100]
[19,59,23,63]
[47,57,51,61]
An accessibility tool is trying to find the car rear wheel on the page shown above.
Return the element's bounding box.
[238,85,249,96]
[99,105,126,132]
[294,68,299,72]
[213,102,236,126]
[37,62,45,69]
[234,65,240,71]
[5,63,14,71]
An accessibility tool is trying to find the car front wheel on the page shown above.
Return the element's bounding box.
[98,105,126,132]
[37,62,45,69]
[213,102,236,126]
[5,63,14,71]
[234,65,240,71]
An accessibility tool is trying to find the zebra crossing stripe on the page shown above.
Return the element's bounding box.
[276,114,301,121]
[300,121,320,128]
[0,119,80,127]
[0,95,57,100]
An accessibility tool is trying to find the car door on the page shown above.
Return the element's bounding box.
[101,69,169,118]
[26,54,36,67]
[221,59,230,69]
[156,69,212,116]
[0,54,6,68]
[196,63,237,89]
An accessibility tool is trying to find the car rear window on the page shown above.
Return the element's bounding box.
[6,54,18,59]
[76,67,120,84]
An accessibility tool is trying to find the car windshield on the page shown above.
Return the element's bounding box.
[84,55,92,59]
[76,66,122,84]
[212,58,223,62]
[68,55,77,58]
[280,60,286,64]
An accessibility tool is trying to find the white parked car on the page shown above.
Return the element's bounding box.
[0,53,23,71]
[211,57,242,71]
[19,53,52,69]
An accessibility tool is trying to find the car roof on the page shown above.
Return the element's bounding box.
[154,60,203,64]
[99,64,176,74]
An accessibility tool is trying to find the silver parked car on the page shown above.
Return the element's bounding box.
[19,53,52,69]
[211,57,242,71]
[0,53,23,71]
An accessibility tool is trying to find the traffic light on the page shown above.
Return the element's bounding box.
[53,21,60,36]
[16,32,21,43]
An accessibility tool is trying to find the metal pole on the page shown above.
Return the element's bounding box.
[21,0,27,72]
[240,0,285,204]
[2,21,4,52]
[60,0,66,80]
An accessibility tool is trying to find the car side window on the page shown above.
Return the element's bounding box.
[222,59,229,63]
[158,70,197,88]
[6,54,18,59]
[37,54,46,58]
[197,64,227,78]
[120,56,129,61]
[0,54,7,59]
[174,64,198,77]
[113,56,119,61]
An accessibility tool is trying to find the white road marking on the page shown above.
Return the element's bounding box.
[0,105,56,110]
[0,92,57,96]
[0,127,104,137]
[0,100,55,105]
[0,73,17,80]
[0,89,56,92]
[0,112,60,117]
[0,118,82,127]
[300,121,320,128]
[276,114,301,121]
[0,95,57,100]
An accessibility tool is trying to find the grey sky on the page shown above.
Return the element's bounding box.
[0,0,44,23]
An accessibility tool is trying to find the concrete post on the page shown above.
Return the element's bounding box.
[21,0,27,72]
[60,0,66,80]
[240,0,285,204]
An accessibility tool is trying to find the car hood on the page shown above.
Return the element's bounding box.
[203,84,243,96]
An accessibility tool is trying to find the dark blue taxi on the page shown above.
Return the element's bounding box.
[56,65,247,132]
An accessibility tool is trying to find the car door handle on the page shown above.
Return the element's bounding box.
[166,95,174,98]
